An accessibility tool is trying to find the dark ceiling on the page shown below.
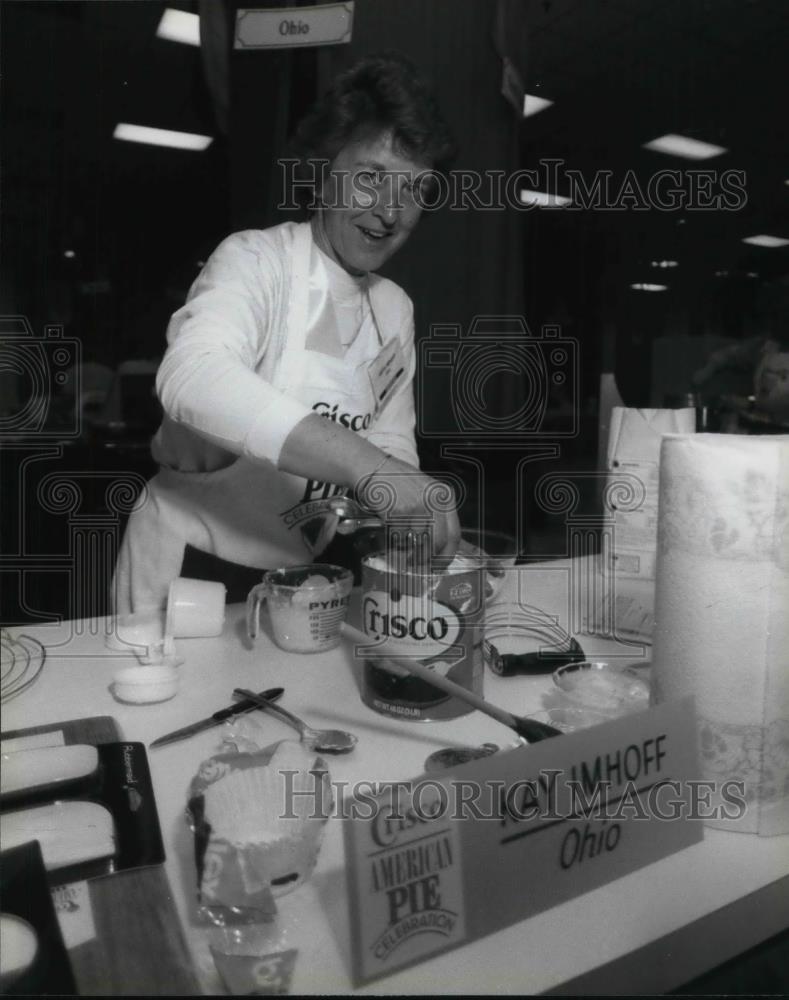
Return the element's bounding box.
[2,0,788,366]
[2,0,229,360]
[520,0,789,279]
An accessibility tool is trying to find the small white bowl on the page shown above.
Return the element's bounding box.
[112,665,179,704]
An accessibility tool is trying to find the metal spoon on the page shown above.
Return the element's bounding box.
[424,743,500,773]
[329,497,383,535]
[233,688,358,754]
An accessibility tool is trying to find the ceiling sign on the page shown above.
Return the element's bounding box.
[235,3,354,50]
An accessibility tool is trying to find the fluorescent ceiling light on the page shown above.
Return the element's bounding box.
[715,270,729,277]
[741,234,789,248]
[650,260,678,269]
[642,133,727,160]
[519,189,571,207]
[63,250,76,259]
[156,8,200,46]
[113,123,213,151]
[523,94,553,118]
[630,283,667,292]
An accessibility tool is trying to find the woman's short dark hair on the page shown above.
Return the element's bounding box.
[287,51,456,203]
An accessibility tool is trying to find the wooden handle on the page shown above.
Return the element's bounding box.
[341,623,521,732]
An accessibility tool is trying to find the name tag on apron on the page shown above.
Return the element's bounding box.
[368,337,407,418]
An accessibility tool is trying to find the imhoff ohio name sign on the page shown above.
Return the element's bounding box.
[343,697,703,984]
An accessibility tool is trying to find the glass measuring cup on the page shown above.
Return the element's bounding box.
[246,564,353,653]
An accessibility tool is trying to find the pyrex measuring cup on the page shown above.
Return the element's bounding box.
[246,564,353,653]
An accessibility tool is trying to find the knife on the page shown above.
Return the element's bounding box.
[149,686,284,748]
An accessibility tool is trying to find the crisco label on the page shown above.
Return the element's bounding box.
[360,554,484,721]
[362,592,461,656]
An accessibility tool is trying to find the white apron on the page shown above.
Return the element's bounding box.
[113,224,387,613]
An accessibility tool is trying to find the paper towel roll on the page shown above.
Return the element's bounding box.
[652,433,789,834]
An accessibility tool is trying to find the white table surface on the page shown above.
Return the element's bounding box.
[3,560,788,995]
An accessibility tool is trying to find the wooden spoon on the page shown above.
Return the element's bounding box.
[341,624,561,742]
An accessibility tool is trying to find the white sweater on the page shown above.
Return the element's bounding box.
[152,221,419,474]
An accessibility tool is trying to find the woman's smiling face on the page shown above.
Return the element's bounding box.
[313,130,431,275]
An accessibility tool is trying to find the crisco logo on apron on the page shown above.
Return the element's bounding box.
[300,399,374,502]
[312,400,373,431]
[362,591,461,656]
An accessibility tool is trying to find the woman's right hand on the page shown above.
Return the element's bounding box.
[355,455,461,561]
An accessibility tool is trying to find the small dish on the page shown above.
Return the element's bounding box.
[552,661,650,715]
[554,659,628,688]
[112,664,179,704]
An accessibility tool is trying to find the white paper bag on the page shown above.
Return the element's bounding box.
[593,408,695,642]
[606,407,696,581]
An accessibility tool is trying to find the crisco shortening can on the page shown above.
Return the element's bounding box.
[359,552,484,721]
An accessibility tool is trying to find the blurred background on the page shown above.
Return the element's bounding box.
[2,0,788,625]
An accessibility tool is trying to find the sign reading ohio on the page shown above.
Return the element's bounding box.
[343,698,702,985]
[235,3,354,50]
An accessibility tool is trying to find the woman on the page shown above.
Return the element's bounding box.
[113,52,460,613]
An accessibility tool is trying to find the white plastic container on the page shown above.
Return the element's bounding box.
[166,577,226,638]
[112,665,179,704]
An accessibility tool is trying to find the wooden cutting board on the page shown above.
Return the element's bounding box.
[1,716,200,996]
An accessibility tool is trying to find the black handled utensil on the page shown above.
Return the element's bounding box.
[150,686,284,748]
